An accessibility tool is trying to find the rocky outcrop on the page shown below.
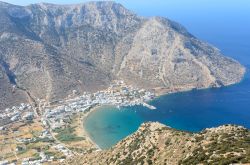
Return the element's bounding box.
[0,1,245,110]
[68,122,250,165]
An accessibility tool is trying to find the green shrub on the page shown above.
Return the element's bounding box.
[55,126,85,142]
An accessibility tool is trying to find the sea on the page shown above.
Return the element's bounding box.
[84,2,250,149]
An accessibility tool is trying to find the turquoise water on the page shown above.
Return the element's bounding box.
[84,2,250,149]
[84,106,144,149]
[84,71,250,149]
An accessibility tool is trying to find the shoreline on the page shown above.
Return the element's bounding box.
[80,104,123,151]
[76,77,249,153]
[81,105,102,150]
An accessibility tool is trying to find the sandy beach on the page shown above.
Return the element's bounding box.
[80,105,102,150]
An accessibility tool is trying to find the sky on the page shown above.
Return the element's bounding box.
[2,0,250,11]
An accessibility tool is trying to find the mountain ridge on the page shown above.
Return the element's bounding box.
[0,1,245,110]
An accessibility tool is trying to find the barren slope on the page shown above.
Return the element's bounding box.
[0,1,245,110]
[68,122,250,165]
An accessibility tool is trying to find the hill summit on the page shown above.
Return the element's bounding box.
[0,1,245,110]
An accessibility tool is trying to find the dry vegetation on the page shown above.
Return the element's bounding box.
[66,122,250,165]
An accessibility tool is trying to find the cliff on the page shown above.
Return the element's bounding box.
[0,1,245,110]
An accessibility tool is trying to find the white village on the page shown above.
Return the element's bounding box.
[0,81,155,164]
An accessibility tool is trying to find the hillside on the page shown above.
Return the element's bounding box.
[67,122,250,165]
[0,1,245,110]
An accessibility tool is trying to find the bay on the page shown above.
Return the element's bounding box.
[84,1,250,149]
[84,70,250,149]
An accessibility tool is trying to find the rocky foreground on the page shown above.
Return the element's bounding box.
[0,1,245,110]
[66,122,250,165]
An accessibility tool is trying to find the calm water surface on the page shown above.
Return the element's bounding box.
[85,70,250,149]
[84,3,250,149]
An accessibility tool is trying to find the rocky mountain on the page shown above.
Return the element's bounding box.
[68,122,250,165]
[0,1,245,110]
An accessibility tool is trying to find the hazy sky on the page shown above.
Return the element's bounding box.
[2,0,250,12]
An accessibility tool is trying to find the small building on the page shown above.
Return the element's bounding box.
[10,114,20,122]
[22,112,34,121]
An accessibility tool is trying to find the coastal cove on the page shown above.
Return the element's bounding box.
[1,1,250,164]
[83,1,250,150]
[84,67,250,149]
